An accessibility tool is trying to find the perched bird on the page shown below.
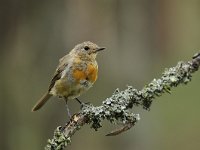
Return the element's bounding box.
[32,41,105,116]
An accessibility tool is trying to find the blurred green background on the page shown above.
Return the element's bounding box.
[1,0,200,150]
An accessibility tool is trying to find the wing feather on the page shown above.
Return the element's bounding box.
[48,54,70,91]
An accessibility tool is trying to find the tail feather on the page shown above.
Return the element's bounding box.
[32,92,52,112]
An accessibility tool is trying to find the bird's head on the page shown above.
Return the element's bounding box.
[70,41,105,60]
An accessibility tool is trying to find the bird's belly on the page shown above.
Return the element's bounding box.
[50,78,69,97]
[67,82,91,99]
[50,78,93,99]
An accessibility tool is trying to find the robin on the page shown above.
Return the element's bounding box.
[32,41,105,116]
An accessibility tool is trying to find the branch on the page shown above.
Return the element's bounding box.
[45,52,200,150]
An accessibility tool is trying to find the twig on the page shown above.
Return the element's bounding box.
[45,52,200,150]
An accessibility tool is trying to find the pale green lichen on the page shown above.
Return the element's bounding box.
[45,127,70,150]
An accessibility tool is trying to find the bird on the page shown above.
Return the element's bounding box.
[32,41,105,116]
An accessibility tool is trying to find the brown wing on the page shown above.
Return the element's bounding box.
[48,54,70,91]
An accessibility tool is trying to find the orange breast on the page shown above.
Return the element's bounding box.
[73,69,87,81]
[86,64,98,82]
[72,64,98,83]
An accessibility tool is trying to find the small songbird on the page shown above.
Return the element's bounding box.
[32,41,105,115]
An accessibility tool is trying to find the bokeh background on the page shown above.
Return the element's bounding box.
[1,0,200,150]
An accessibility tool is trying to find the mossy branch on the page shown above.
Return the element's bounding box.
[45,52,200,150]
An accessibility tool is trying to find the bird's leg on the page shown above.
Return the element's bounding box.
[64,97,71,118]
[75,98,90,108]
[75,98,82,105]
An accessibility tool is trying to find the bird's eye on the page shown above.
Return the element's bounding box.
[84,46,90,51]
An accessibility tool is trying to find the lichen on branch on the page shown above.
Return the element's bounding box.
[45,52,200,150]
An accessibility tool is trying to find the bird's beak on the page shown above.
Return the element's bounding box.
[96,47,106,52]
